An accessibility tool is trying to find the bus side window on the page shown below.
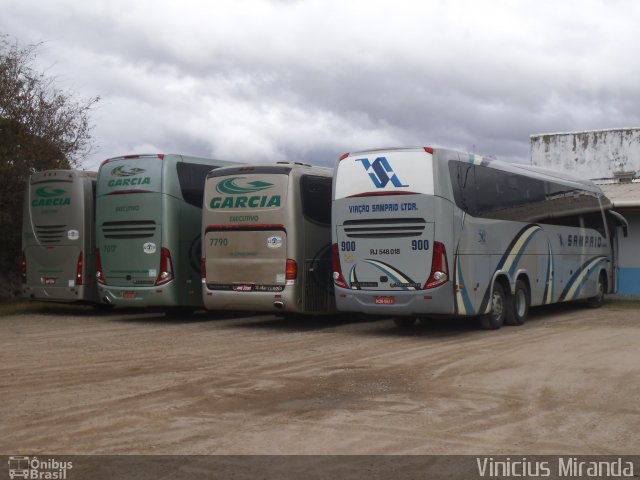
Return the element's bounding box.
[582,211,607,237]
[177,162,220,208]
[448,161,477,215]
[301,175,331,225]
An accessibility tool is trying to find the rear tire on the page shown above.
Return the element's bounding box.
[479,282,507,330]
[506,279,529,326]
[393,317,416,328]
[587,273,605,308]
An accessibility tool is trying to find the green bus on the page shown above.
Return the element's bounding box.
[96,154,238,310]
[22,169,100,304]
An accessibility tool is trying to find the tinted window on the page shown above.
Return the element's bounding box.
[301,175,332,225]
[177,162,219,208]
[448,161,604,232]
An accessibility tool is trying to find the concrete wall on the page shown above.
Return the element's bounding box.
[531,129,640,178]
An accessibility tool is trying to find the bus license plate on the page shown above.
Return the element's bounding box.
[234,284,253,292]
[43,277,57,285]
[123,291,137,299]
[374,296,395,305]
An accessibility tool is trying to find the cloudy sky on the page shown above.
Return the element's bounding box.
[2,0,639,170]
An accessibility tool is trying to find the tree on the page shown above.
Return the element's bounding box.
[0,35,100,298]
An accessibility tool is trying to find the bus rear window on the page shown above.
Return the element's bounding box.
[177,162,219,208]
[97,157,163,196]
[334,150,434,199]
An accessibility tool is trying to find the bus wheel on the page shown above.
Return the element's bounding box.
[506,279,529,326]
[479,282,507,330]
[587,273,605,308]
[393,317,416,328]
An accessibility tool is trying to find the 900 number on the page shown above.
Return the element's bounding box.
[341,241,356,252]
[411,240,430,251]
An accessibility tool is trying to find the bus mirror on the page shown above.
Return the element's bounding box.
[608,210,629,238]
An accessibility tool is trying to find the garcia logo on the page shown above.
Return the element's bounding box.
[210,177,281,209]
[216,177,274,195]
[108,165,151,187]
[111,166,146,177]
[356,157,408,188]
[32,187,71,207]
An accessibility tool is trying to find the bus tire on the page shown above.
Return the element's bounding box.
[586,273,606,308]
[393,317,416,328]
[479,282,507,330]
[506,279,529,326]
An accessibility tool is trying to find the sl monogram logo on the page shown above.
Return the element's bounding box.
[356,157,408,188]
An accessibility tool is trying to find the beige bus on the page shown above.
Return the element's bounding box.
[201,163,335,314]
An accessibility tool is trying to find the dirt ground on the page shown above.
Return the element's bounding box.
[1,300,639,455]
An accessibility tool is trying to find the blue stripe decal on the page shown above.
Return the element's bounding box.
[559,256,607,301]
[348,265,359,289]
[572,258,606,299]
[507,230,539,278]
[542,240,553,304]
[457,263,475,315]
[362,259,417,291]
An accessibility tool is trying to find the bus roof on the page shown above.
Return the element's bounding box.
[206,162,332,179]
[340,146,603,195]
[30,169,97,182]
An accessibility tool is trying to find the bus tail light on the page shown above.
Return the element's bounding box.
[96,248,106,285]
[285,258,297,285]
[332,243,348,288]
[201,257,206,279]
[21,252,27,284]
[424,241,449,289]
[155,247,174,286]
[76,251,84,285]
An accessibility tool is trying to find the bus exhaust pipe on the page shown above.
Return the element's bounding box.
[273,301,284,309]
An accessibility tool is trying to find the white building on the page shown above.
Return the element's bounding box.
[531,128,640,295]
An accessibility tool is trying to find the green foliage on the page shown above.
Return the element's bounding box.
[0,35,99,297]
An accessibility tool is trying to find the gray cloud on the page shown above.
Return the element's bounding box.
[2,0,639,170]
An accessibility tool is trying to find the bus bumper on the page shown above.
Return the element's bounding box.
[22,284,98,304]
[334,282,455,316]
[98,282,182,307]
[202,284,303,313]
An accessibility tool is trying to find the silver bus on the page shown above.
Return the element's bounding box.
[332,147,628,329]
[22,169,100,304]
[96,154,237,310]
[202,163,335,314]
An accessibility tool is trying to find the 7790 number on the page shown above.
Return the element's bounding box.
[209,238,229,247]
